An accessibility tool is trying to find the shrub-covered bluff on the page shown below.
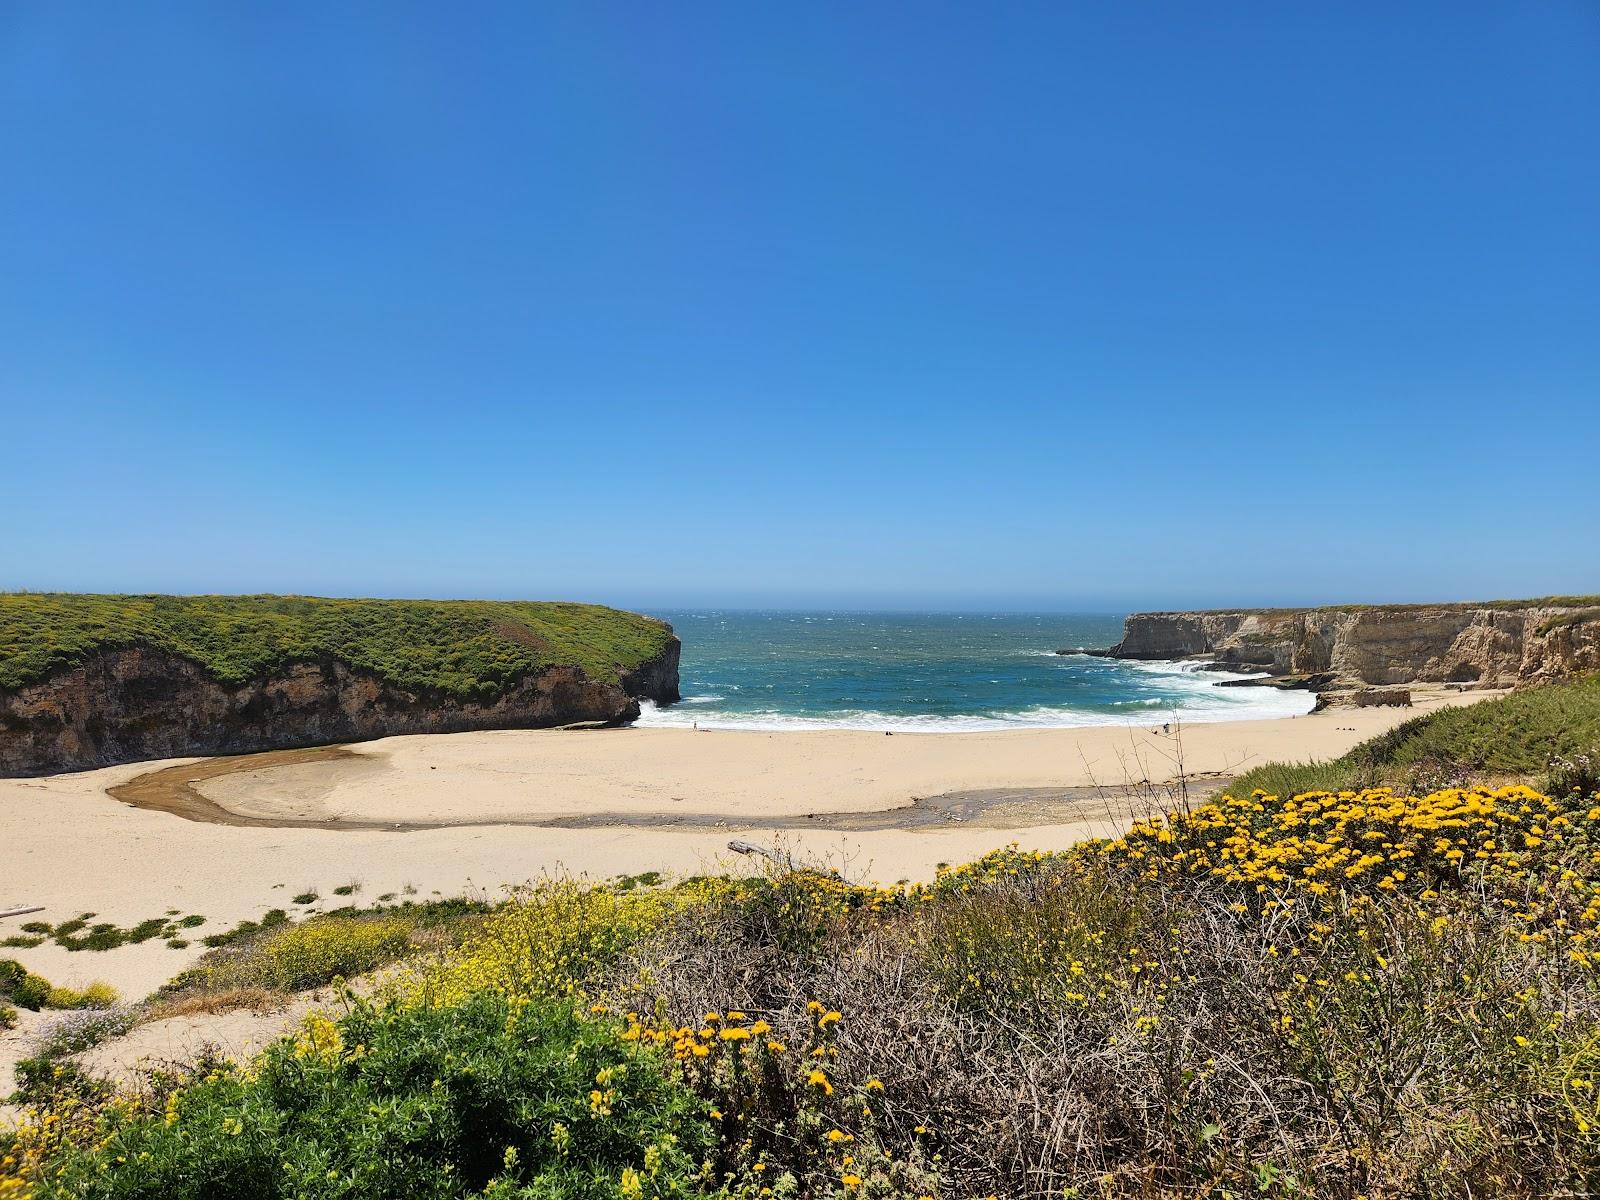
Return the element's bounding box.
[0,594,680,775]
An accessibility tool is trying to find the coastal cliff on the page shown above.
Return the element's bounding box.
[1108,600,1600,687]
[0,595,681,776]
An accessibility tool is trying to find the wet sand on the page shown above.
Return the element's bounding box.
[109,744,1224,833]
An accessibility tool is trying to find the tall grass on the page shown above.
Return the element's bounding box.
[1225,673,1600,798]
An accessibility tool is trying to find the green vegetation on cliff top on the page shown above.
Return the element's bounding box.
[0,593,675,699]
[1156,594,1600,617]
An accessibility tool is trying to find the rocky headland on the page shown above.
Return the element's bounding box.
[1097,598,1600,703]
[0,595,680,776]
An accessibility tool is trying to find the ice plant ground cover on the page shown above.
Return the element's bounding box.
[5,783,1600,1199]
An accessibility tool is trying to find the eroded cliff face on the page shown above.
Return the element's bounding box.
[0,637,681,777]
[1110,605,1600,686]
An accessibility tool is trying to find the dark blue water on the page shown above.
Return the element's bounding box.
[636,611,1311,731]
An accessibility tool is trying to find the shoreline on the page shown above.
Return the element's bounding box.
[634,654,1317,734]
[0,687,1493,1000]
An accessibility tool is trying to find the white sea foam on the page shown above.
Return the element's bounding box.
[1126,658,1271,682]
[634,669,1313,733]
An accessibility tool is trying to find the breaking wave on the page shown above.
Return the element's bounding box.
[631,611,1314,733]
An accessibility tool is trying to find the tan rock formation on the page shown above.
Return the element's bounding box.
[0,638,680,777]
[1110,602,1600,687]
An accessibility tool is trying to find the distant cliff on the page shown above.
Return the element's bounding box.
[1108,599,1600,687]
[0,594,680,776]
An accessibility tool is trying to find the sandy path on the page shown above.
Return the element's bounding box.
[0,691,1487,1002]
[1,985,359,1118]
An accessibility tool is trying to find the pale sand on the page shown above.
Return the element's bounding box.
[0,688,1490,1006]
[75,1003,321,1084]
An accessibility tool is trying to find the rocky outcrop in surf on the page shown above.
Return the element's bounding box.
[1108,601,1600,688]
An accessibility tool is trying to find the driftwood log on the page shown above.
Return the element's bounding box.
[0,906,45,920]
[726,839,864,887]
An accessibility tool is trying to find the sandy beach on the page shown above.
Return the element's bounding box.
[0,689,1487,1001]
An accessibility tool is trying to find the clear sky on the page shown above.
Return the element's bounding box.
[2,2,1596,612]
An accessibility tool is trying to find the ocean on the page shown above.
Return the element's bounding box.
[635,610,1313,732]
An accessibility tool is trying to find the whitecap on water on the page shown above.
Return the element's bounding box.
[633,680,1313,733]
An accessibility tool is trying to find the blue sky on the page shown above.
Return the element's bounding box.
[2,2,1596,611]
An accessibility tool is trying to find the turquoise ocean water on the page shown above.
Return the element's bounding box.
[635,611,1312,732]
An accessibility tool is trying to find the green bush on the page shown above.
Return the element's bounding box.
[199,907,290,948]
[0,958,52,1010]
[33,995,714,1200]
[16,911,203,952]
[1350,674,1600,777]
[0,960,118,1013]
[1545,751,1600,799]
[1224,673,1600,798]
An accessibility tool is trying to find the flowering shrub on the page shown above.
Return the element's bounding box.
[250,915,413,991]
[728,871,920,957]
[601,787,1600,1196]
[608,1002,937,1198]
[11,995,713,1200]
[411,879,713,1007]
[1547,751,1600,800]
[41,982,118,1011]
[1097,784,1600,959]
[0,1086,105,1200]
[1104,784,1599,895]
